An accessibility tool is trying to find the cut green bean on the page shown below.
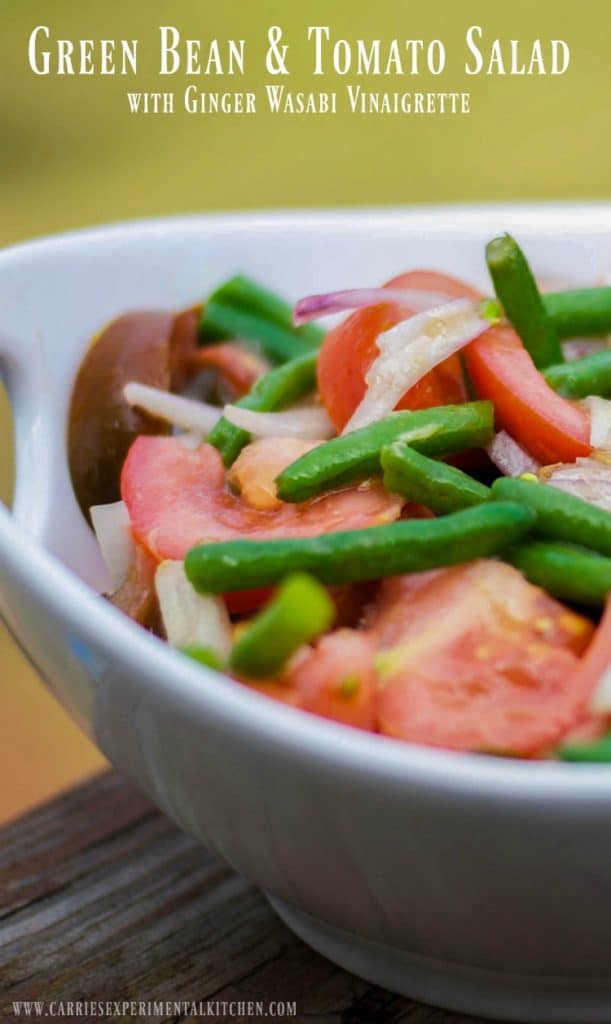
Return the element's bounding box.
[558,734,611,763]
[486,234,562,369]
[507,541,611,606]
[543,288,611,339]
[202,275,325,346]
[200,276,324,363]
[208,350,318,466]
[276,402,494,503]
[230,573,335,678]
[381,442,490,514]
[543,350,611,399]
[185,502,534,593]
[182,645,225,670]
[491,477,611,558]
[199,302,314,363]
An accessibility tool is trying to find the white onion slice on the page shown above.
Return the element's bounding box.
[155,560,232,660]
[543,454,611,511]
[293,287,451,325]
[584,396,611,451]
[487,431,541,477]
[342,299,488,434]
[223,403,334,440]
[590,667,611,715]
[178,430,205,450]
[123,382,221,435]
[90,500,135,590]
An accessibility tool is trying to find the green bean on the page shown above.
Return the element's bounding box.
[491,477,611,558]
[543,350,611,399]
[200,275,324,362]
[486,234,562,369]
[543,288,611,339]
[381,442,490,514]
[204,275,325,346]
[230,573,335,678]
[184,502,534,593]
[199,302,314,363]
[275,402,494,503]
[208,350,318,466]
[558,735,611,763]
[507,541,611,606]
[182,645,224,670]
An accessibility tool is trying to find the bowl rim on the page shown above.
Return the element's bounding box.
[2,204,611,803]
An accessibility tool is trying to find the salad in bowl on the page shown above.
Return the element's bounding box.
[68,233,611,761]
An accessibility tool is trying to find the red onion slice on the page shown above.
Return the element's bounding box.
[487,431,541,477]
[543,454,611,511]
[293,287,452,326]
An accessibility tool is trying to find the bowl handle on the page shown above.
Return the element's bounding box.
[0,323,58,534]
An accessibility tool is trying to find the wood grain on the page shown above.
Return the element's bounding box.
[0,773,491,1023]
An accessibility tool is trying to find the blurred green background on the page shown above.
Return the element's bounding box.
[1,0,610,821]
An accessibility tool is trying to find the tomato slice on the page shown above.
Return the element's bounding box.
[121,435,402,562]
[283,629,377,730]
[367,561,595,755]
[241,630,377,728]
[317,270,468,432]
[109,543,159,629]
[465,325,591,464]
[190,342,268,399]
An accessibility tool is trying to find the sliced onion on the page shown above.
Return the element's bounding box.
[590,666,611,715]
[293,287,451,326]
[90,500,135,590]
[223,403,334,440]
[562,339,610,362]
[178,430,205,450]
[123,382,221,435]
[487,431,541,477]
[584,396,611,451]
[342,299,488,434]
[155,560,232,659]
[542,454,611,511]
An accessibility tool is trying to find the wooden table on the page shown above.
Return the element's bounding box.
[0,772,491,1023]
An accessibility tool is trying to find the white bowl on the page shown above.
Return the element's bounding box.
[1,206,611,1024]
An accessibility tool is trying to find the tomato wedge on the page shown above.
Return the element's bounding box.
[284,629,377,730]
[317,270,468,432]
[367,561,595,755]
[465,325,591,464]
[190,342,268,399]
[121,435,402,562]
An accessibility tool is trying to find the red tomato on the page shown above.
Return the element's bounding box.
[109,542,159,628]
[190,342,268,399]
[169,307,200,392]
[367,561,595,755]
[465,325,591,464]
[284,629,377,731]
[224,587,274,616]
[121,435,402,562]
[317,270,469,431]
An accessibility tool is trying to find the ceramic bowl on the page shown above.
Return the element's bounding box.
[1,207,611,1023]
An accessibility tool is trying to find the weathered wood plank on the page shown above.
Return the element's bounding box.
[0,773,489,1024]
